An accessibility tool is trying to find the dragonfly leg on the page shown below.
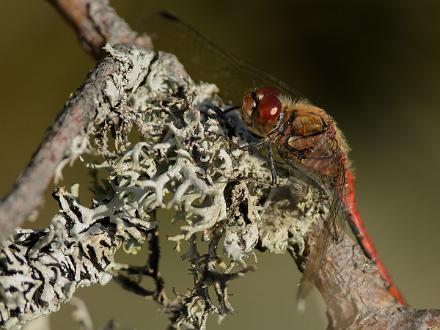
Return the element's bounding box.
[215,133,241,149]
[268,144,278,185]
[212,131,266,152]
[238,139,268,151]
[207,103,276,150]
[206,103,240,116]
[207,103,277,183]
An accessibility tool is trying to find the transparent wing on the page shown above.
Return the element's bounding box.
[295,128,346,240]
[137,11,305,105]
[274,130,347,306]
[311,133,346,240]
[296,219,332,311]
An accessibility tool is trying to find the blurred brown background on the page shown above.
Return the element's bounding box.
[1,1,440,329]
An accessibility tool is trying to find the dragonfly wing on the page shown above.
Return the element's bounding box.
[274,129,347,307]
[296,222,331,311]
[300,130,347,240]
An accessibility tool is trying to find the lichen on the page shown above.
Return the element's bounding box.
[0,45,327,329]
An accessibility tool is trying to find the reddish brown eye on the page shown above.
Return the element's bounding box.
[257,94,282,122]
[255,87,281,101]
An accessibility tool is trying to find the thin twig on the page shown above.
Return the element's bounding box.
[48,0,153,58]
[115,213,167,304]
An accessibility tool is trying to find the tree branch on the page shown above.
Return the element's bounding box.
[305,223,440,328]
[0,46,188,328]
[0,0,153,243]
[47,0,153,58]
[0,45,153,243]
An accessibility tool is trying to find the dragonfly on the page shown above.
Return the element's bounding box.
[158,11,406,306]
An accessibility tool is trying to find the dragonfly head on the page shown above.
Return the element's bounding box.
[241,87,282,136]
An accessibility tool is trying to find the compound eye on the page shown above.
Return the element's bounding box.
[255,87,281,101]
[257,94,282,122]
